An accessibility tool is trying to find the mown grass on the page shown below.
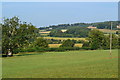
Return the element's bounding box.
[49,43,83,48]
[2,49,118,78]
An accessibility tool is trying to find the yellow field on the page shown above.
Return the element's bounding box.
[39,31,51,34]
[49,43,83,48]
[43,37,86,41]
[61,29,67,32]
[74,43,83,47]
[49,44,62,48]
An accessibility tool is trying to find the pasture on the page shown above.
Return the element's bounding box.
[2,49,118,78]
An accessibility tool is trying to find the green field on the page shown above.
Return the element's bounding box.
[2,50,118,78]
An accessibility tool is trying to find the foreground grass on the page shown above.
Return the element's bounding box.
[2,50,118,78]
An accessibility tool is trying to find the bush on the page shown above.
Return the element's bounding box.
[34,38,49,48]
[60,39,75,48]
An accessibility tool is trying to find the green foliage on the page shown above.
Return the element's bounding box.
[116,31,120,34]
[49,29,63,37]
[91,21,118,29]
[60,39,75,48]
[86,29,118,50]
[66,27,90,37]
[34,38,49,48]
[49,27,90,38]
[88,29,105,50]
[2,16,39,56]
[82,41,90,48]
[39,21,119,30]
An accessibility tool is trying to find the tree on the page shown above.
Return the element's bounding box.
[2,17,39,56]
[34,38,48,48]
[88,29,119,50]
[66,27,90,37]
[49,29,63,37]
[88,29,105,50]
[60,39,75,47]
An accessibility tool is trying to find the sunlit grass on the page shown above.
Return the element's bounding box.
[2,49,118,78]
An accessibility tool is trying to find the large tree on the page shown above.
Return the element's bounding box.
[2,16,39,56]
[88,29,105,50]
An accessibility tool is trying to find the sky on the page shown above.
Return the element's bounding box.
[2,2,118,27]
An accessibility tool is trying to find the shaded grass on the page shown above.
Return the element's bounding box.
[2,49,118,78]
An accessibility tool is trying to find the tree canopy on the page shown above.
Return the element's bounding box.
[2,16,39,56]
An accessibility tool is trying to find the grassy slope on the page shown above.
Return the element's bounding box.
[2,50,118,78]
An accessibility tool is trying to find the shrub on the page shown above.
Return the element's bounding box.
[60,39,75,47]
[34,38,49,48]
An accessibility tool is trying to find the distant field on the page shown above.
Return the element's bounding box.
[98,29,117,33]
[49,44,61,48]
[43,37,86,41]
[39,31,51,34]
[49,43,83,48]
[3,49,118,78]
[40,33,49,36]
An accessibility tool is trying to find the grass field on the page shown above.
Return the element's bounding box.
[43,37,86,41]
[2,49,118,78]
[49,43,83,48]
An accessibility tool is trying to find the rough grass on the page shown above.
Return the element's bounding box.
[49,44,83,48]
[2,49,118,78]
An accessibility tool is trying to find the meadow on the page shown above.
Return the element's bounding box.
[2,49,118,78]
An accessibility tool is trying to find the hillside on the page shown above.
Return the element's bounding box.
[39,21,119,30]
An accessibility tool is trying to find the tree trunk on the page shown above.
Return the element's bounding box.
[6,49,13,57]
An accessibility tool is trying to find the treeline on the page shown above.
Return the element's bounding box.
[39,21,119,30]
[49,27,90,37]
[46,39,85,44]
[83,29,119,50]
